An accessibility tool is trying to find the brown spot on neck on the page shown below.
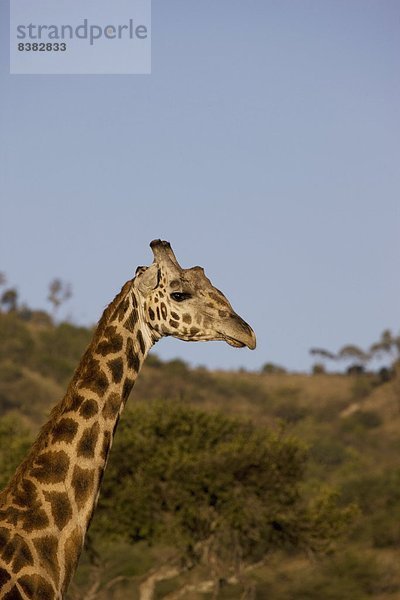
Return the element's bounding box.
[122,378,134,403]
[0,567,11,589]
[18,573,55,600]
[137,329,146,354]
[77,422,100,459]
[0,529,34,574]
[124,308,138,332]
[52,418,78,444]
[107,357,124,383]
[63,526,83,594]
[79,399,99,419]
[80,357,109,397]
[102,392,121,420]
[31,451,69,484]
[33,535,60,585]
[71,466,95,510]
[43,491,72,530]
[97,326,123,356]
[126,338,140,373]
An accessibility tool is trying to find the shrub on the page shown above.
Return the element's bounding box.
[94,401,354,578]
[311,438,348,467]
[273,400,309,424]
[261,362,287,374]
[341,410,382,431]
[285,551,399,599]
[0,415,32,490]
[0,313,35,363]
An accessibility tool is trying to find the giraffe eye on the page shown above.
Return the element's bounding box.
[170,292,192,302]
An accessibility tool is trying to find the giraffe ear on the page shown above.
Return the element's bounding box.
[136,264,160,295]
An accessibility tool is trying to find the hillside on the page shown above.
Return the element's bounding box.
[0,309,399,599]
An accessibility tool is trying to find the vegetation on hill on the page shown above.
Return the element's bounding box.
[0,286,399,599]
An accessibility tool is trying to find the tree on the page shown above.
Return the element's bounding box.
[92,402,354,599]
[310,348,337,361]
[0,288,18,312]
[261,362,287,374]
[310,344,370,372]
[370,329,400,363]
[337,344,369,363]
[47,278,72,317]
[311,330,400,374]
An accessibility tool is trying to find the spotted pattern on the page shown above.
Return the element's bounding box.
[107,357,124,383]
[31,451,69,485]
[0,243,254,600]
[80,357,108,397]
[71,466,95,509]
[0,567,11,588]
[124,308,138,332]
[18,573,55,600]
[122,379,134,403]
[0,499,50,533]
[63,526,83,592]
[79,399,99,419]
[127,339,140,373]
[101,431,112,461]
[3,585,24,600]
[33,535,59,583]
[160,302,167,319]
[102,392,121,420]
[77,423,100,459]
[97,326,123,356]
[43,491,71,530]
[67,392,86,413]
[0,528,33,573]
[51,418,78,444]
[137,330,146,354]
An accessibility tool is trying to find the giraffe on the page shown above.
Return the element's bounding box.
[0,239,256,600]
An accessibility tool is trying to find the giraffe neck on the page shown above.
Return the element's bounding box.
[0,280,156,599]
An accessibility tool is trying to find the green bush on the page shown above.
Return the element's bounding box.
[340,468,400,548]
[0,313,35,363]
[33,322,91,383]
[341,410,382,432]
[283,552,399,599]
[311,438,348,467]
[0,415,32,490]
[0,361,24,384]
[273,401,309,423]
[261,362,287,374]
[94,402,354,576]
[350,377,374,400]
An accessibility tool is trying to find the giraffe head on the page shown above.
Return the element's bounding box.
[134,239,256,349]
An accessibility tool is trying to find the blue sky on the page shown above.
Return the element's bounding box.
[1,0,399,371]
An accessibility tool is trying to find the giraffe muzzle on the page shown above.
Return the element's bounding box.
[220,314,257,350]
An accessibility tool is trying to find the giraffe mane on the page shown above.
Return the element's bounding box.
[0,278,135,499]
